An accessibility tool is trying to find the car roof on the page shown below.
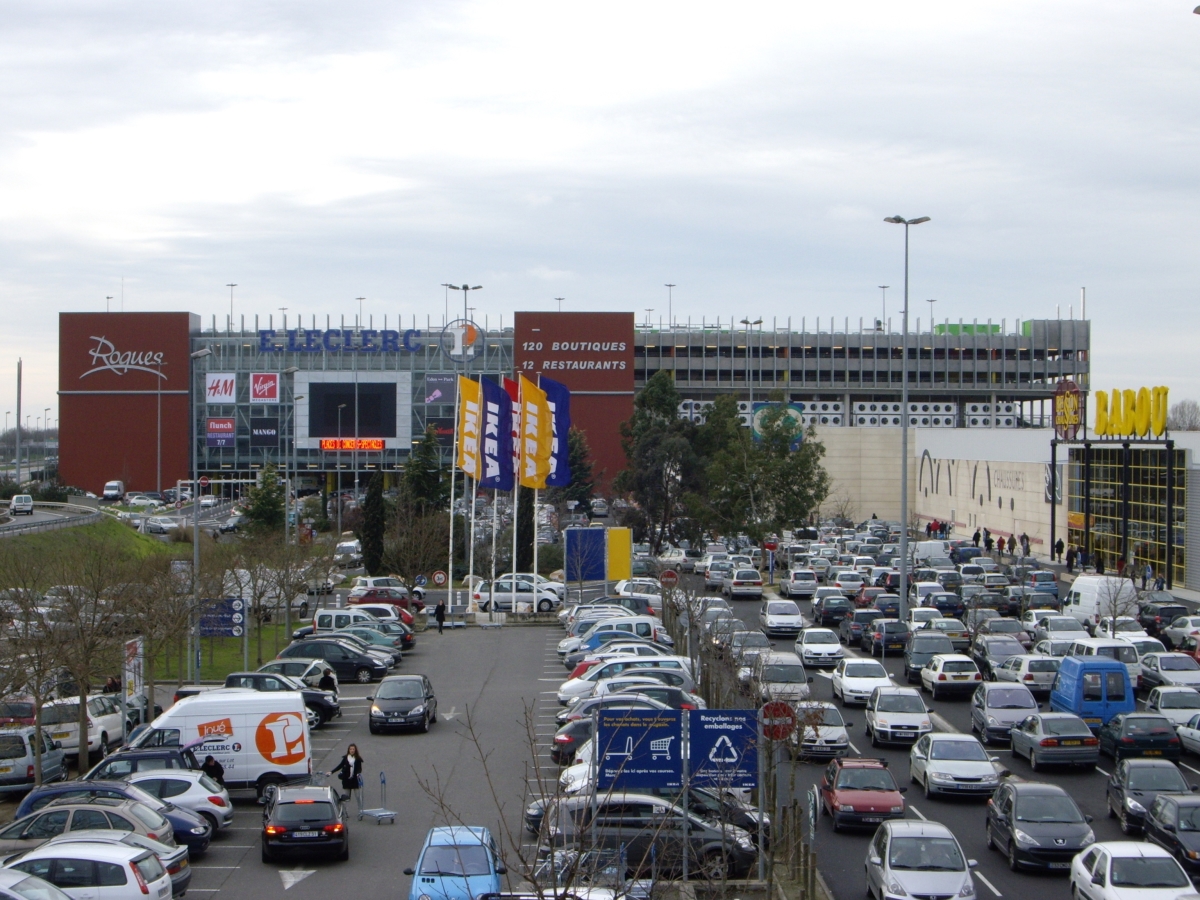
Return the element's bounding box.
[872,685,921,695]
[927,732,979,742]
[1089,841,1173,858]
[426,825,490,845]
[381,674,424,683]
[931,653,974,663]
[18,841,147,863]
[833,756,887,768]
[1122,757,1180,767]
[276,785,336,801]
[884,820,956,838]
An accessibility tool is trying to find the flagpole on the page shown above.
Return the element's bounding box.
[468,474,478,608]
[448,385,459,605]
[533,488,540,583]
[490,489,499,619]
[511,380,521,585]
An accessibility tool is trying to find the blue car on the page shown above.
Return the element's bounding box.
[404,826,505,900]
[16,779,212,853]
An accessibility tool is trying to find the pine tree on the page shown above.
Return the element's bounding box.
[243,463,285,530]
[546,427,595,509]
[360,472,386,575]
[404,426,449,514]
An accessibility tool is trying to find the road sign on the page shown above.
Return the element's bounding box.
[596,710,683,790]
[660,569,679,588]
[431,570,448,587]
[414,575,428,587]
[199,476,210,487]
[689,709,758,789]
[760,701,796,741]
[174,501,183,509]
[764,541,778,552]
[200,598,246,638]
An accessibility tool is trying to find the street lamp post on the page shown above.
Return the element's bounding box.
[884,215,931,623]
[43,408,50,471]
[282,367,301,548]
[878,286,890,330]
[226,284,237,329]
[356,297,366,327]
[337,404,347,538]
[664,284,676,326]
[189,348,212,686]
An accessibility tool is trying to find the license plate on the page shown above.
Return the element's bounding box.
[888,643,903,649]
[291,830,320,838]
[0,766,11,774]
[52,732,69,739]
[1144,750,1163,756]
[953,675,967,680]
[862,817,882,823]
[158,888,169,899]
[1061,740,1081,746]
[1049,862,1070,870]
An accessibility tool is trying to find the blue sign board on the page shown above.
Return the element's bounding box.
[199,598,245,638]
[565,527,606,582]
[597,710,683,790]
[689,710,758,790]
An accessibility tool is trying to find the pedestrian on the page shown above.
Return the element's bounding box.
[925,522,933,538]
[972,529,981,548]
[1055,538,1065,563]
[1116,557,1125,577]
[1065,545,1076,573]
[318,668,338,696]
[1008,535,1017,558]
[1020,533,1030,557]
[1095,554,1105,576]
[1142,563,1152,591]
[1079,547,1088,570]
[984,534,994,554]
[1155,574,1166,591]
[435,597,447,635]
[201,755,225,787]
[329,744,363,804]
[102,676,119,694]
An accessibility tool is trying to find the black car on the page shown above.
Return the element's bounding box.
[903,634,956,684]
[840,609,884,646]
[367,674,437,733]
[993,587,1029,618]
[1144,793,1200,878]
[986,781,1095,871]
[278,639,390,683]
[1106,758,1195,834]
[813,597,853,627]
[223,671,341,726]
[261,783,348,862]
[613,684,704,711]
[1098,713,1182,761]
[1141,602,1190,639]
[970,635,1026,679]
[873,594,900,618]
[551,718,593,765]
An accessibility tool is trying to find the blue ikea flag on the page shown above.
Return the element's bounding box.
[479,378,514,491]
[540,375,572,487]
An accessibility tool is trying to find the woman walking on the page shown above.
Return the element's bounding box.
[435,597,447,634]
[330,743,363,804]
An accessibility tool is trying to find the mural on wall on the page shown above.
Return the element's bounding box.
[918,451,1060,519]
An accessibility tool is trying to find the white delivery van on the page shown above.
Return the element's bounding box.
[912,541,950,564]
[313,607,378,632]
[1063,575,1139,629]
[101,481,125,502]
[130,689,310,795]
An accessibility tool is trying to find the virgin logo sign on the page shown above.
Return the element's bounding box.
[81,336,166,379]
[250,373,279,403]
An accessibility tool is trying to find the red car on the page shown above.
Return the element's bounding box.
[818,757,907,832]
[854,586,887,609]
[347,590,415,624]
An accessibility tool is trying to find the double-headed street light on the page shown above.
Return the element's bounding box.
[188,347,212,685]
[884,215,931,622]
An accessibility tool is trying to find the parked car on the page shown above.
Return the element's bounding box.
[1140,601,1191,639]
[861,619,911,657]
[41,830,191,898]
[758,599,805,638]
[277,639,390,683]
[1144,686,1200,727]
[787,701,851,760]
[812,596,853,628]
[1033,615,1089,645]
[260,782,348,861]
[902,633,955,684]
[977,617,1032,649]
[863,820,977,900]
[840,608,884,647]
[0,797,175,855]
[970,635,1026,680]
[818,756,906,831]
[1143,793,1200,881]
[1049,656,1136,731]
[125,770,231,832]
[0,727,66,795]
[928,618,970,651]
[7,840,174,900]
[779,569,818,599]
[969,682,1038,745]
[1105,758,1194,834]
[985,781,1095,871]
[753,651,812,705]
[1008,711,1100,770]
[864,686,931,747]
[723,568,764,600]
[909,732,1002,800]
[830,658,891,706]
[992,654,1060,695]
[1098,713,1183,761]
[1160,616,1200,652]
[1142,653,1200,689]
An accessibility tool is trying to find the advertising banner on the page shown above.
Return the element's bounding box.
[423,373,457,405]
[249,372,280,404]
[518,375,552,489]
[205,373,236,403]
[200,598,245,638]
[456,376,482,477]
[478,378,513,491]
[540,375,572,487]
[565,527,606,582]
[425,417,455,448]
[250,417,280,448]
[504,378,521,477]
[206,418,235,448]
[606,527,632,581]
[596,709,683,790]
[123,638,144,703]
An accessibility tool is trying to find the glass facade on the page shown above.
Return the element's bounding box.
[1067,445,1185,586]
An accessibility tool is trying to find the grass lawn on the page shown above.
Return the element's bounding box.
[10,515,182,559]
[155,623,299,683]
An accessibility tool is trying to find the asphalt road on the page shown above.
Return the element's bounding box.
[0,505,92,535]
[698,571,1159,900]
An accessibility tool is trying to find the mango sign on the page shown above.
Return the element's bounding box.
[1094,387,1168,438]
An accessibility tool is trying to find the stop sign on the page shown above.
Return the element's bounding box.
[199,476,210,488]
[764,540,778,552]
[660,569,679,587]
[761,701,796,740]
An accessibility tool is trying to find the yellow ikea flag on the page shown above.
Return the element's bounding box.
[456,376,482,477]
[606,527,632,581]
[518,375,552,488]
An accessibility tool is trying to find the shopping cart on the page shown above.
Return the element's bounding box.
[650,736,674,761]
[357,771,397,824]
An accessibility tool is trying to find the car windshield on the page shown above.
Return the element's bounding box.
[1125,717,1175,736]
[1161,656,1200,671]
[40,704,78,726]
[377,681,424,700]
[845,663,888,678]
[419,845,491,876]
[1109,858,1189,889]
[735,634,770,649]
[1127,766,1189,791]
[276,800,336,823]
[805,632,838,645]
[0,702,34,718]
[877,694,925,713]
[836,768,896,791]
[1014,794,1083,823]
[943,660,977,673]
[1131,640,1166,655]
[763,665,805,683]
[1043,717,1090,736]
[1047,619,1080,631]
[1178,807,1200,832]
[768,603,800,616]
[987,620,1021,633]
[987,689,1037,710]
[934,621,964,632]
[9,877,72,900]
[1094,646,1139,664]
[1159,693,1200,709]
[1028,660,1060,673]
[887,836,965,871]
[987,640,1025,656]
[1112,621,1143,633]
[930,740,988,761]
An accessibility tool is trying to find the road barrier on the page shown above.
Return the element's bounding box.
[0,501,104,538]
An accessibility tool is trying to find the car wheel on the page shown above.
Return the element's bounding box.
[355,668,372,684]
[1029,750,1039,771]
[1007,841,1020,872]
[699,852,729,881]
[831,814,842,833]
[369,723,379,734]
[924,776,934,800]
[338,842,349,862]
[1107,796,1116,818]
[931,685,941,701]
[299,602,309,618]
[985,822,996,850]
[420,713,430,734]
[201,812,219,832]
[869,726,879,748]
[1120,808,1136,835]
[262,843,272,863]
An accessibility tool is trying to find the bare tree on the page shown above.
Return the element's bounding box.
[1168,400,1200,432]
[822,488,857,526]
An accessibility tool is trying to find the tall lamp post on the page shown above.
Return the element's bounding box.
[884,215,931,622]
[189,348,212,686]
[336,404,347,538]
[43,408,50,472]
[664,284,676,326]
[282,367,301,549]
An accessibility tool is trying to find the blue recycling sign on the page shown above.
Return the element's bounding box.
[199,598,245,638]
[596,710,683,790]
[689,710,758,789]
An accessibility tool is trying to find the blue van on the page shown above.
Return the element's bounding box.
[1049,657,1135,731]
[405,826,505,900]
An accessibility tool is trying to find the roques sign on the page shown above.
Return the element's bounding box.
[81,336,167,380]
[1094,386,1169,438]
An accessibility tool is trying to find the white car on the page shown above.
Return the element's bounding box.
[126,769,233,831]
[788,701,850,758]
[919,654,983,699]
[199,494,220,508]
[501,573,567,601]
[613,579,662,598]
[1142,653,1200,689]
[833,572,864,597]
[865,686,932,746]
[6,840,174,900]
[1019,608,1059,636]
[41,694,126,760]
[1177,714,1200,755]
[126,495,161,509]
[831,658,892,706]
[1070,841,1194,900]
[1094,616,1148,638]
[780,569,818,599]
[909,732,1001,800]
[907,608,941,631]
[1144,686,1200,727]
[795,629,844,667]
[991,654,1060,695]
[1116,635,1168,660]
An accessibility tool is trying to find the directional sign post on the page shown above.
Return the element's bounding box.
[596,710,683,790]
[689,709,757,789]
[199,598,245,638]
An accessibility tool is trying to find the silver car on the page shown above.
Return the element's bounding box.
[909,733,1002,800]
[864,820,977,900]
[127,769,233,831]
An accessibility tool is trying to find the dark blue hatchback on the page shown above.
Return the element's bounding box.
[16,779,212,853]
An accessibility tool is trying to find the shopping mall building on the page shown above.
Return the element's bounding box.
[60,308,1195,590]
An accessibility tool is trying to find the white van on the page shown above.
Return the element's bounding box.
[131,689,310,794]
[1067,637,1142,689]
[912,540,950,564]
[101,481,125,501]
[313,607,378,632]
[1062,575,1139,629]
[7,495,33,516]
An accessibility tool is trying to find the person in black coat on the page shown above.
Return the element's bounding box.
[435,598,446,635]
[329,744,363,802]
[201,755,225,787]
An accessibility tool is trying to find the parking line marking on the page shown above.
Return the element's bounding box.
[928,712,958,734]
[1095,766,1111,777]
[1182,763,1200,777]
[848,741,860,754]
[539,678,564,682]
[908,804,927,820]
[974,872,1002,897]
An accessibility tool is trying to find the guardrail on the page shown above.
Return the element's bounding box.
[0,502,104,538]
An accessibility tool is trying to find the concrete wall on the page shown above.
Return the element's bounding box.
[812,426,913,522]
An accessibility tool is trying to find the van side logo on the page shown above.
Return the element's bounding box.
[197,718,233,739]
[255,711,306,764]
[81,336,167,379]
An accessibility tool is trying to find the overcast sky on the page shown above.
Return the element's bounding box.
[2,1,1197,427]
